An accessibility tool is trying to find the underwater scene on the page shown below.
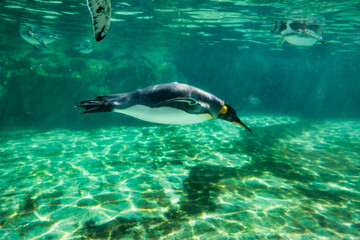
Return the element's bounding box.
[1,0,360,239]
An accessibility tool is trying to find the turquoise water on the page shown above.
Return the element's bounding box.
[1,0,360,239]
[1,117,360,239]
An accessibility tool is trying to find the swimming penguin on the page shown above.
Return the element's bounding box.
[19,24,60,50]
[86,0,111,41]
[271,20,327,47]
[73,40,94,54]
[77,82,252,133]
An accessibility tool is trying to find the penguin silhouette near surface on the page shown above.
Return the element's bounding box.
[272,20,327,47]
[77,82,252,133]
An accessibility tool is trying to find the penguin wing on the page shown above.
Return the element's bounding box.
[304,30,328,46]
[35,36,51,50]
[27,30,51,50]
[154,97,208,114]
[156,97,198,106]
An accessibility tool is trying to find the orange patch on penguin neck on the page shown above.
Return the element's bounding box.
[219,105,228,114]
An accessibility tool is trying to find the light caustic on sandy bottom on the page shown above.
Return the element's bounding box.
[0,115,359,239]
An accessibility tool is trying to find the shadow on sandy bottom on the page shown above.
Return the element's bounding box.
[0,117,359,239]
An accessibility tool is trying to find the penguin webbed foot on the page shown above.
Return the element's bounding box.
[77,97,113,113]
[80,106,101,114]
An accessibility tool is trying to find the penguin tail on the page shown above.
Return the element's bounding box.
[76,96,113,113]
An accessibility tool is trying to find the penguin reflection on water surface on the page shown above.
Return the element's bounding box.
[77,82,252,133]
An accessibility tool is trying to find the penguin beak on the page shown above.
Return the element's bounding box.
[232,120,252,134]
[219,103,252,133]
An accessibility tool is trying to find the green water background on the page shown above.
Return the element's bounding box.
[0,0,359,129]
[0,1,360,239]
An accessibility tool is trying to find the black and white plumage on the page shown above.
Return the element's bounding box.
[19,24,60,50]
[77,82,252,133]
[272,21,327,47]
[87,0,111,41]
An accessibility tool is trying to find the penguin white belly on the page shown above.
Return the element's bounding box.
[21,36,41,45]
[21,35,56,45]
[114,105,213,125]
[284,35,317,46]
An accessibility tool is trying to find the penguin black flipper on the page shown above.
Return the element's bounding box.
[87,0,111,41]
[30,33,51,50]
[154,97,208,116]
[320,39,328,47]
[156,98,198,106]
[304,30,328,47]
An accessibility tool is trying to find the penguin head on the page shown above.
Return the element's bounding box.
[218,103,252,133]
